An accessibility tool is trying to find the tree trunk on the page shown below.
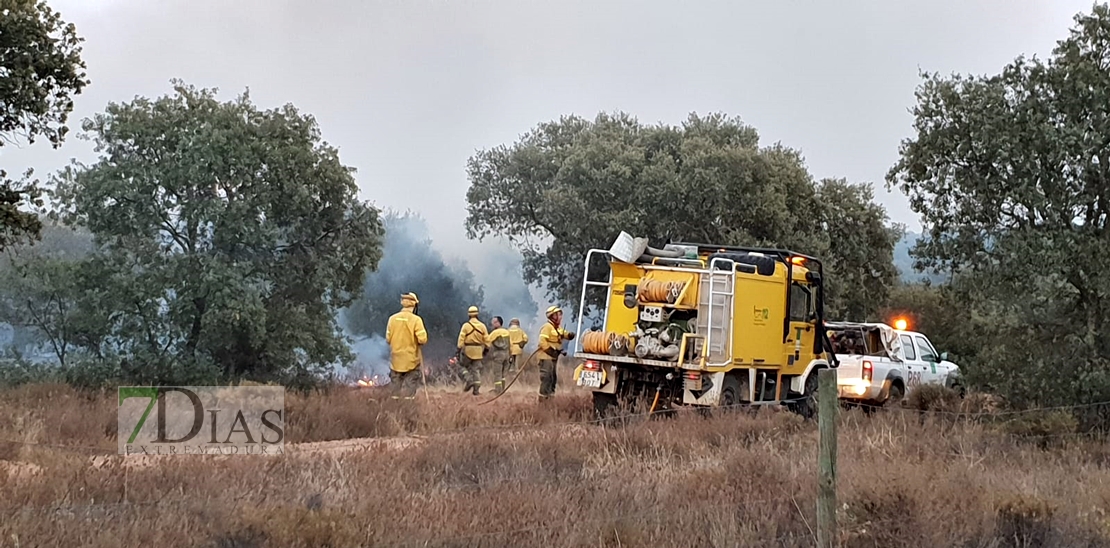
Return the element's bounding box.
[185,296,207,356]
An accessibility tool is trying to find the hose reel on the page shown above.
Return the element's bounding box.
[637,280,685,304]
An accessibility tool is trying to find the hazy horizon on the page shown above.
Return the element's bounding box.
[3,0,1094,268]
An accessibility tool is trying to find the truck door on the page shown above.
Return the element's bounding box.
[786,282,815,369]
[899,333,925,391]
[913,335,944,386]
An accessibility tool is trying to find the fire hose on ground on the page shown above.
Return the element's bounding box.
[476,347,547,406]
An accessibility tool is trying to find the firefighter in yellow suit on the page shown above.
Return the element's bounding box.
[537,306,575,401]
[507,318,528,373]
[456,305,489,396]
[386,292,428,400]
[486,316,512,394]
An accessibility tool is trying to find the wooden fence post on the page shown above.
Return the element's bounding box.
[817,368,838,548]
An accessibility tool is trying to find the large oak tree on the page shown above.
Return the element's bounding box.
[465,112,900,321]
[0,0,89,252]
[49,82,383,383]
[888,4,1110,407]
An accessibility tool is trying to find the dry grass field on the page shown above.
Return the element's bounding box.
[2,374,1109,547]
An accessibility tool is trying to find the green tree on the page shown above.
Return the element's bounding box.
[0,256,82,366]
[878,282,977,365]
[0,224,96,365]
[465,112,899,319]
[888,4,1110,407]
[0,0,89,251]
[816,178,904,320]
[50,81,383,383]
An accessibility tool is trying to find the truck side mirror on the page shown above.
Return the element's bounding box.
[940,351,949,361]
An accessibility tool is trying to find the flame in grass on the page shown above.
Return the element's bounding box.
[355,374,387,388]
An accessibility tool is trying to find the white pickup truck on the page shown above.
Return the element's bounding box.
[825,322,962,407]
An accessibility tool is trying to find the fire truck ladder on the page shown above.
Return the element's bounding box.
[699,257,736,367]
[574,249,614,340]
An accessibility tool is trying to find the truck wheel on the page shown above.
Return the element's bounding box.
[592,392,619,423]
[792,369,821,420]
[720,374,742,409]
[884,382,905,409]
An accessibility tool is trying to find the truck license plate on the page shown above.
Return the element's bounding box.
[578,370,603,388]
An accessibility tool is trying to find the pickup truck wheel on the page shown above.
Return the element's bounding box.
[884,382,905,408]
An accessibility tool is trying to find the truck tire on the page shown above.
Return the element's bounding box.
[884,381,905,409]
[792,369,821,420]
[720,374,742,409]
[948,376,966,398]
[592,392,619,423]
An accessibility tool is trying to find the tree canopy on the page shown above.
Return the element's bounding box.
[40,81,383,383]
[888,4,1110,406]
[0,0,89,252]
[0,224,96,365]
[465,112,900,320]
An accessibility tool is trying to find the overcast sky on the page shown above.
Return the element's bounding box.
[4,0,1095,261]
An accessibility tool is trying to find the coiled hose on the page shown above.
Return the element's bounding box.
[581,331,631,356]
[637,280,685,304]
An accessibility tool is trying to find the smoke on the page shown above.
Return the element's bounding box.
[339,210,538,369]
[332,327,392,383]
[465,242,540,335]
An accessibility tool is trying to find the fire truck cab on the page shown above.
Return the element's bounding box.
[572,234,838,419]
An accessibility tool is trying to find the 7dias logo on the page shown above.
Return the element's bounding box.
[117,386,285,456]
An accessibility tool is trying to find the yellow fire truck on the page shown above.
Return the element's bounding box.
[572,235,838,418]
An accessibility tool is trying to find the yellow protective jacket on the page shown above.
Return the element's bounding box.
[508,326,528,356]
[538,321,571,360]
[386,306,428,373]
[457,318,489,360]
[487,327,511,355]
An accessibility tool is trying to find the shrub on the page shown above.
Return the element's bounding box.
[0,360,56,388]
[62,357,123,390]
[994,494,1055,548]
[844,488,918,548]
[903,384,962,413]
[222,506,362,548]
[995,410,1078,448]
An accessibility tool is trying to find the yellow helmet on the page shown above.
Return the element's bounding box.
[401,292,419,305]
[546,305,562,317]
[509,318,520,326]
[468,305,479,315]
